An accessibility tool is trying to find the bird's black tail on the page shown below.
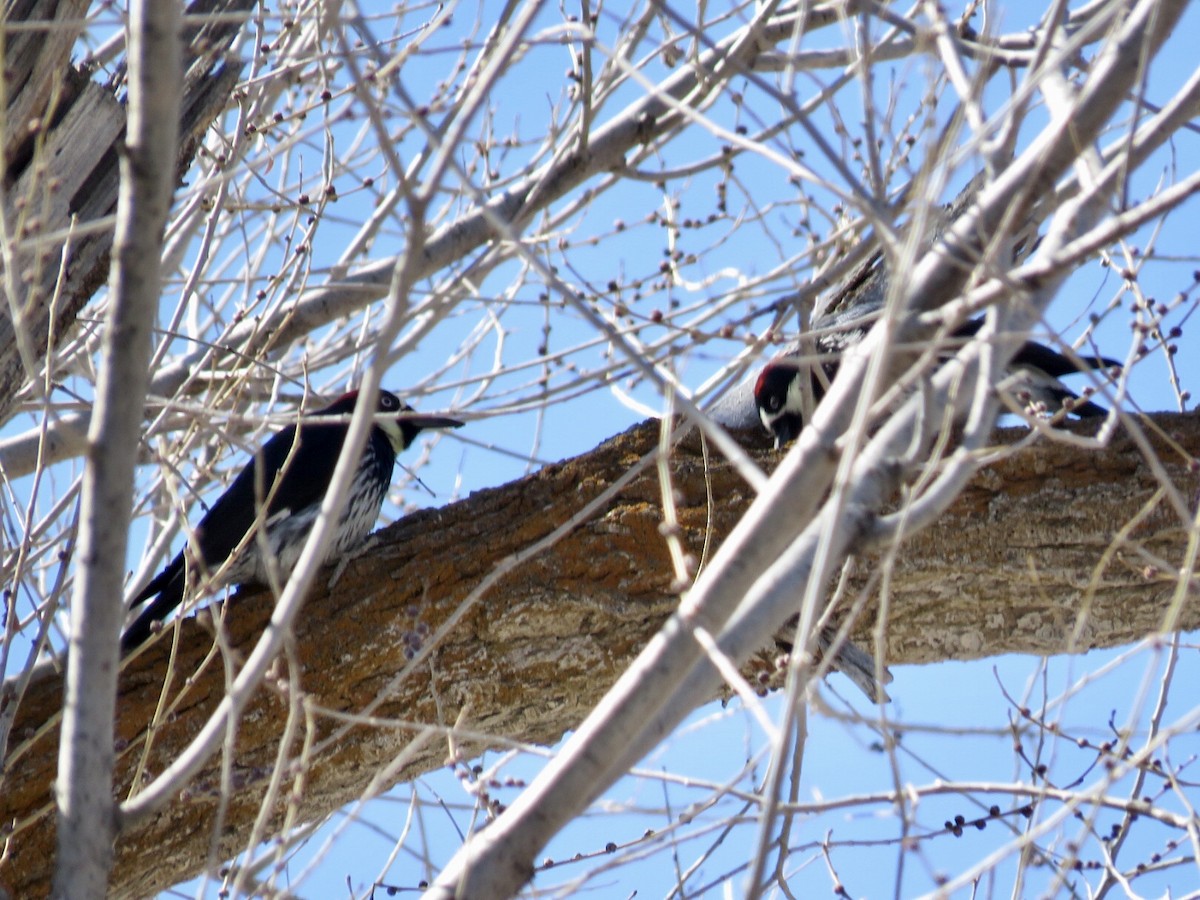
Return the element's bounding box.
[775,619,893,703]
[121,562,186,653]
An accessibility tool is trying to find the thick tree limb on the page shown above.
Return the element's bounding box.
[1,412,1197,898]
[2,1,90,172]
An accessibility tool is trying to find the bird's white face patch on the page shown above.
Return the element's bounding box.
[785,372,808,418]
[757,368,809,430]
[378,418,406,454]
[758,404,791,437]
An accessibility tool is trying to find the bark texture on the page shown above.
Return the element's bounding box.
[1,412,1197,898]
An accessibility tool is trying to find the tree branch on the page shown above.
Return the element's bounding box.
[52,0,181,894]
[1,412,1196,898]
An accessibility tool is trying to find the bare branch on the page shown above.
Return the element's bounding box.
[51,1,181,895]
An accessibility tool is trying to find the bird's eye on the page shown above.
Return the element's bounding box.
[381,394,397,409]
[768,396,782,412]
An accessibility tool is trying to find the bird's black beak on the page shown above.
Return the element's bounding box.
[399,413,464,433]
[772,414,800,449]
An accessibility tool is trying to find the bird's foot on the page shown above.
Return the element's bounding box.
[327,535,380,589]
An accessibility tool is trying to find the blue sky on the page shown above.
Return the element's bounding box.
[10,1,1200,897]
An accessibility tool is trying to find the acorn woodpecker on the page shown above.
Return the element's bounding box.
[121,389,463,651]
[754,311,1120,447]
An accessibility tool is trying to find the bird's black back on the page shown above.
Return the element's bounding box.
[188,403,395,572]
[951,318,1120,377]
[753,308,1121,445]
[122,394,397,651]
